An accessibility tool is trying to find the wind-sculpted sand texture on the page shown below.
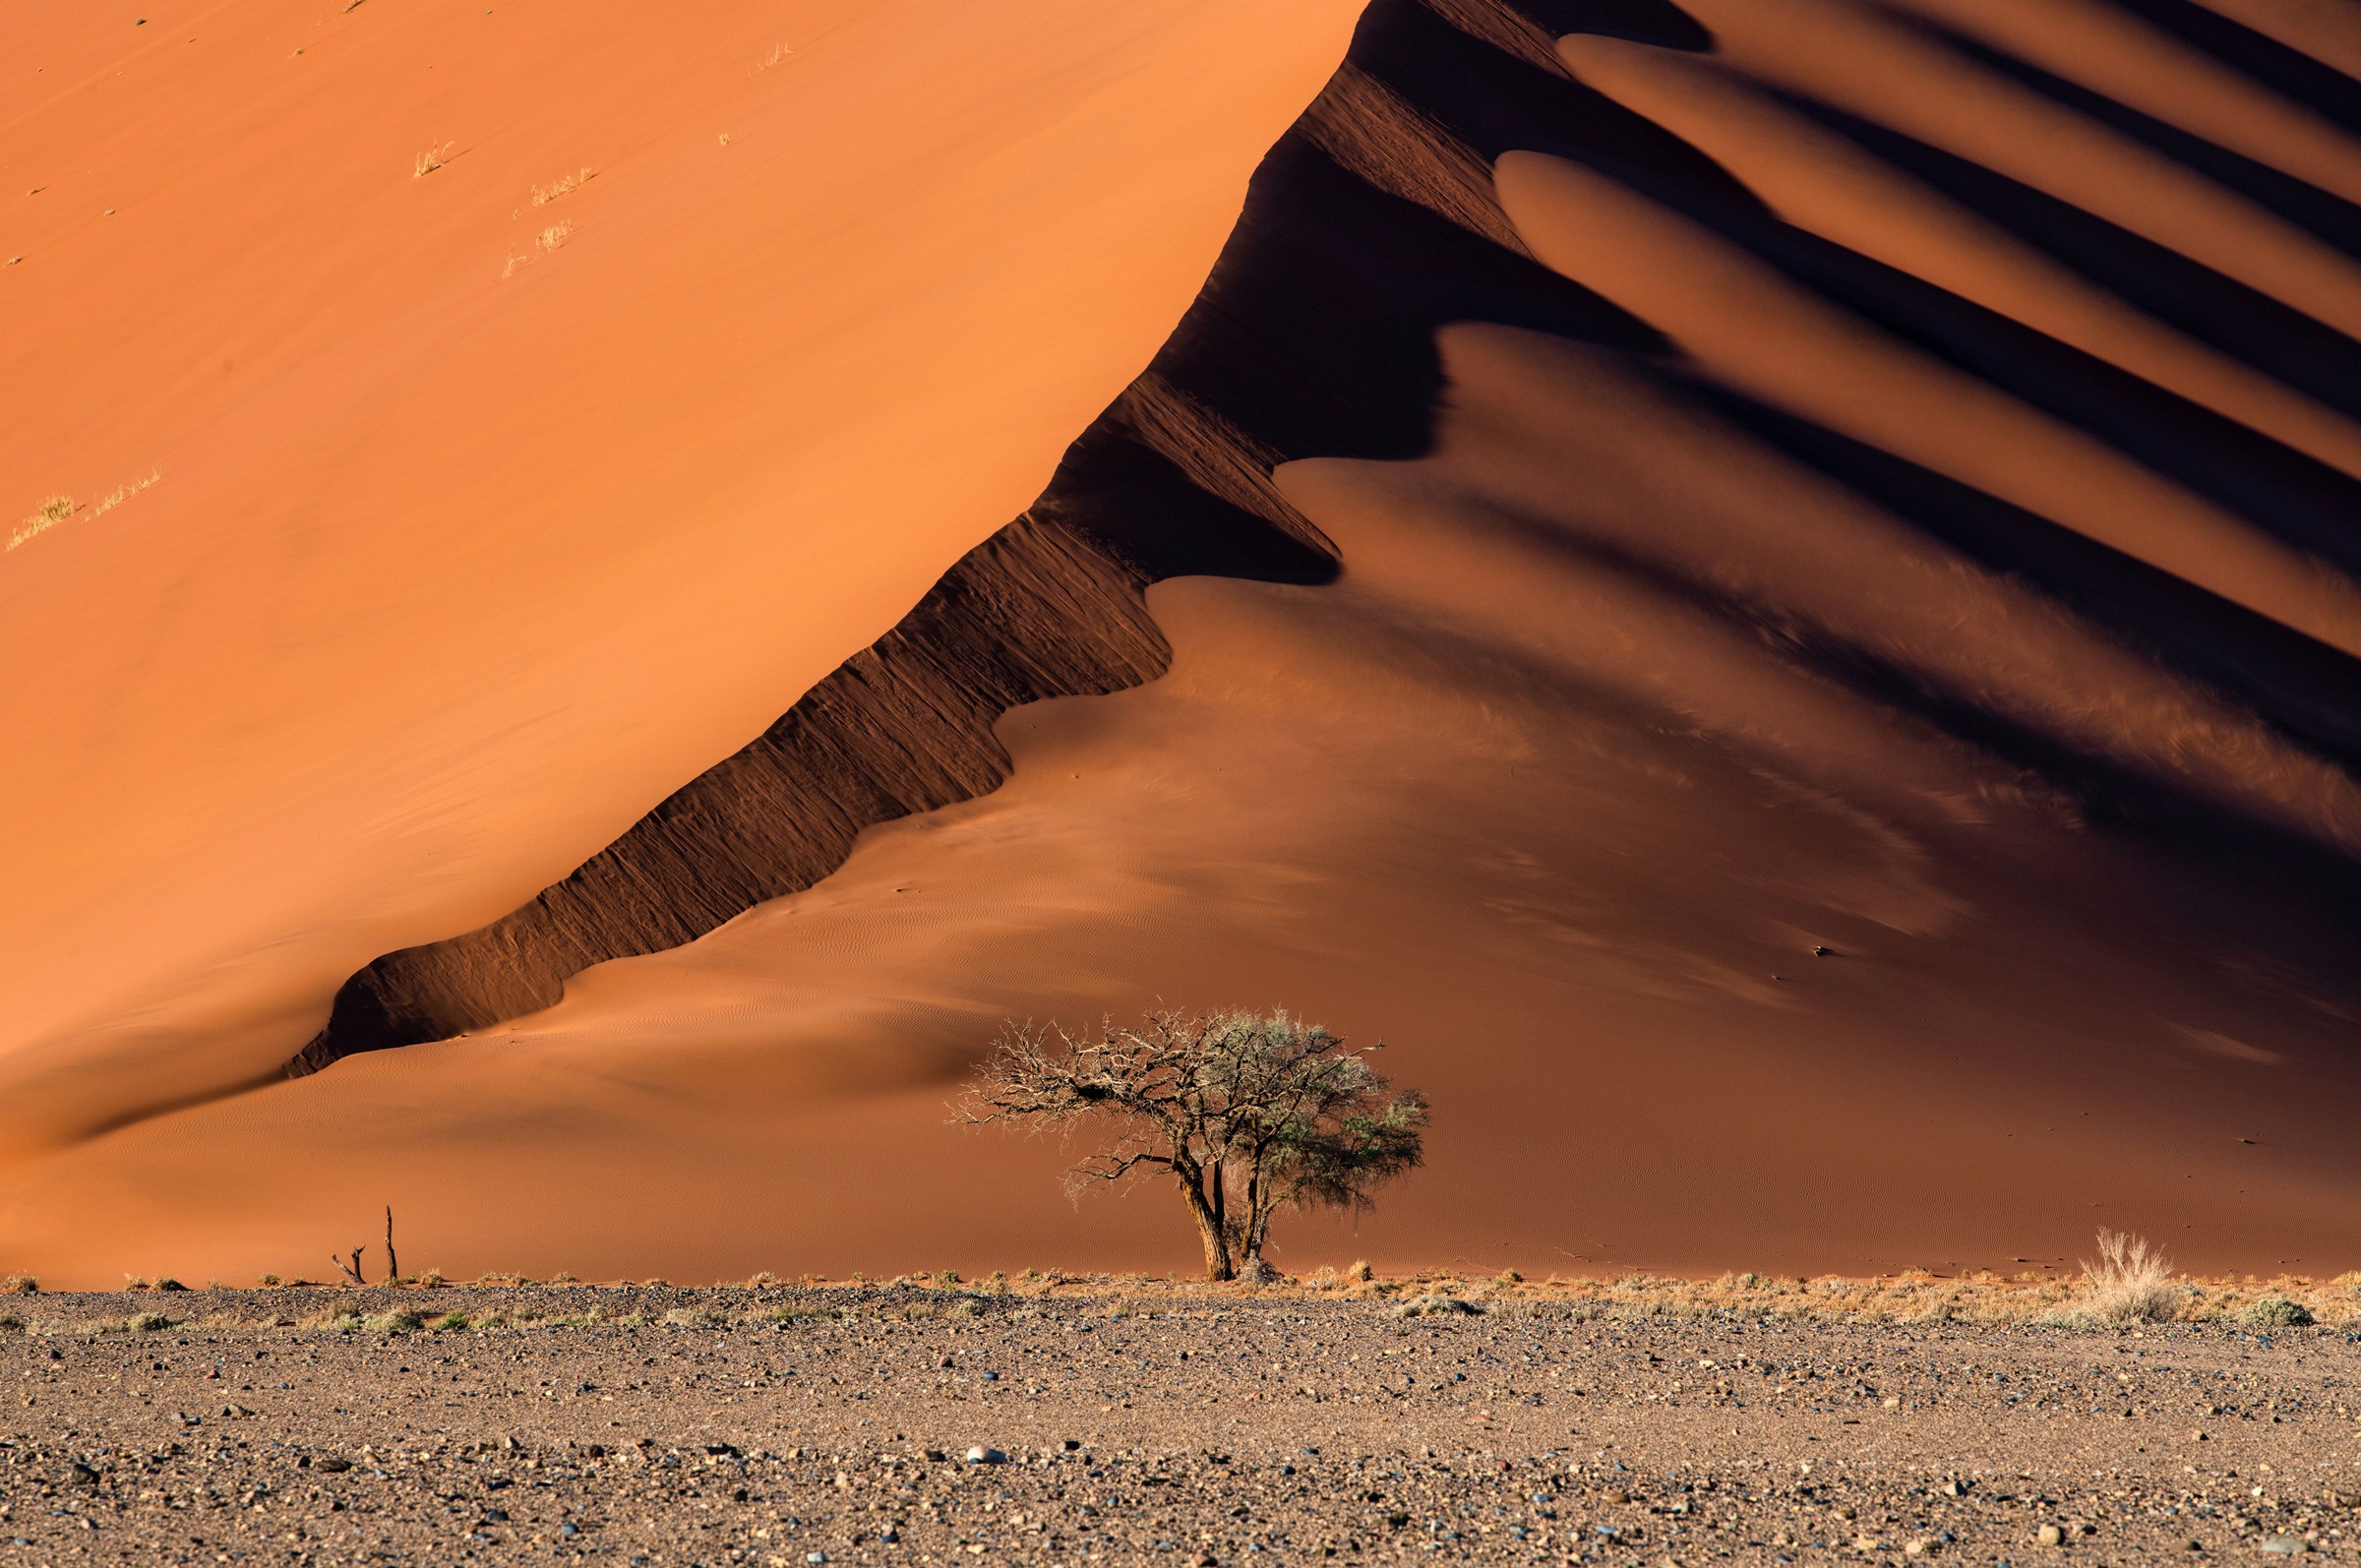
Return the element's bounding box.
[4,1287,2361,1566]
[12,0,2361,1284]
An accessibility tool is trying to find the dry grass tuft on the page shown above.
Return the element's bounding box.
[536,222,573,253]
[91,469,158,517]
[753,41,794,73]
[10,495,80,552]
[530,167,593,206]
[9,471,158,554]
[0,1275,36,1296]
[413,142,454,179]
[2080,1229,2181,1324]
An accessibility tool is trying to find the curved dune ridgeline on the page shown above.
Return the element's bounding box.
[289,390,1338,1070]
[15,0,2361,1285]
[295,0,2361,1074]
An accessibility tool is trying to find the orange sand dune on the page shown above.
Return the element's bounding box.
[9,0,2361,1288]
[0,0,1366,1148]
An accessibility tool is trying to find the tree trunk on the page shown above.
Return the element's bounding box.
[1175,1161,1234,1281]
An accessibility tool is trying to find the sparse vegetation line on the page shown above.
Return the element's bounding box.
[9,469,158,554]
[530,167,593,207]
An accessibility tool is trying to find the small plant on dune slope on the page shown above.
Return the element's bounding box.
[530,167,593,206]
[9,496,78,552]
[413,142,454,179]
[537,222,572,253]
[2079,1228,2180,1324]
[958,1008,1426,1283]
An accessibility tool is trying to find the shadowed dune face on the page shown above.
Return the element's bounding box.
[10,0,2361,1286]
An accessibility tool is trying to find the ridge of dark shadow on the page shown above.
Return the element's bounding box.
[2093,0,2361,139]
[1779,91,2361,424]
[1545,147,2361,577]
[1916,17,2361,262]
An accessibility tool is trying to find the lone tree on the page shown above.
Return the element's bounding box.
[955,1008,1427,1282]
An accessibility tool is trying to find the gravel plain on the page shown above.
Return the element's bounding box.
[3,1286,2359,1567]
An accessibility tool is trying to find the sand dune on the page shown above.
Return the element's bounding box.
[8,0,2361,1287]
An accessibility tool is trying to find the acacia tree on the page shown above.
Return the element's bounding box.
[955,1008,1427,1282]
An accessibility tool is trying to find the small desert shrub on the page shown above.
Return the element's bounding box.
[1395,1294,1483,1318]
[91,470,157,518]
[536,222,572,252]
[9,496,77,552]
[413,142,454,178]
[2079,1229,2179,1324]
[417,1270,446,1287]
[0,1275,36,1296]
[430,1312,470,1332]
[935,1270,962,1287]
[474,1271,525,1288]
[1496,1269,1523,1286]
[123,1275,151,1291]
[257,1273,280,1287]
[747,1272,780,1289]
[531,168,593,206]
[127,1311,171,1333]
[363,1309,424,1334]
[0,1313,23,1333]
[662,1306,727,1329]
[2245,1296,2315,1328]
[1347,1260,1374,1283]
[550,1272,579,1285]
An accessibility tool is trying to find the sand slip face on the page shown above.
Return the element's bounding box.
[12,0,2361,1287]
[0,0,1366,1150]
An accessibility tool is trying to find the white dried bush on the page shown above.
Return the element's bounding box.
[2080,1228,2180,1324]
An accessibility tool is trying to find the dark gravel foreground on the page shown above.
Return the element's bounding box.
[3,1287,2359,1566]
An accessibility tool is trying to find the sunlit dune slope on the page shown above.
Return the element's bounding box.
[10,0,2361,1287]
[0,0,1368,1149]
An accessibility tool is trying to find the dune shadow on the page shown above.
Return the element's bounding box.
[1539,149,2361,579]
[1916,18,2361,263]
[1779,93,2361,427]
[2096,0,2361,140]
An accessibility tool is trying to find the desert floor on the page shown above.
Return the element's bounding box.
[4,1285,2359,1566]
